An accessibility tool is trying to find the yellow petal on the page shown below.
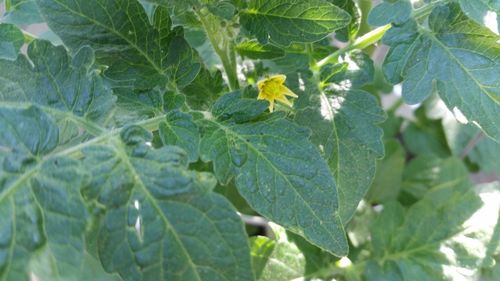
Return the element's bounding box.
[275,95,293,107]
[279,85,298,97]
[267,74,286,84]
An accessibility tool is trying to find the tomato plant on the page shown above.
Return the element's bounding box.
[0,0,499,280]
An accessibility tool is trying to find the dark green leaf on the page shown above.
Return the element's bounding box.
[400,156,469,204]
[198,100,348,256]
[240,0,351,46]
[294,86,386,223]
[81,142,254,281]
[2,0,44,24]
[368,0,412,26]
[159,111,200,162]
[0,106,90,281]
[181,68,225,110]
[320,50,375,89]
[36,1,201,89]
[0,23,24,60]
[329,0,361,42]
[365,139,405,203]
[382,4,500,141]
[0,40,115,143]
[402,109,451,158]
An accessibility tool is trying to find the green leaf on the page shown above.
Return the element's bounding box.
[382,4,500,141]
[251,236,305,281]
[236,40,285,60]
[402,109,451,158]
[400,156,469,204]
[458,0,500,32]
[0,40,115,143]
[368,0,412,26]
[35,1,201,89]
[159,111,200,163]
[365,139,405,203]
[0,23,24,60]
[329,0,361,42]
[320,50,375,89]
[0,106,90,281]
[81,135,254,281]
[366,166,500,280]
[181,67,225,110]
[442,113,500,173]
[2,0,44,25]
[240,0,351,46]
[294,86,386,223]
[198,96,348,256]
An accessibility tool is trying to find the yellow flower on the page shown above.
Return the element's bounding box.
[257,74,298,112]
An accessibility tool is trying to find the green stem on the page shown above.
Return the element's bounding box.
[5,0,11,11]
[196,9,239,90]
[316,24,392,69]
[22,30,37,44]
[315,0,448,69]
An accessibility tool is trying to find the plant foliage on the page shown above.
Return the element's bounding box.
[0,0,499,280]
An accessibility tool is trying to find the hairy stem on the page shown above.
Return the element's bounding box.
[196,9,240,90]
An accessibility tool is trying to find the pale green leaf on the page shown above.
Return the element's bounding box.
[81,130,254,281]
[35,1,201,89]
[236,40,285,60]
[382,4,500,141]
[240,0,351,46]
[0,23,24,60]
[294,85,386,223]
[198,94,348,256]
[366,166,500,280]
[458,0,500,32]
[251,236,305,281]
[442,113,500,172]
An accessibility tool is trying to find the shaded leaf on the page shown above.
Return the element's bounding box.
[159,111,200,162]
[329,0,361,42]
[365,140,405,203]
[36,1,201,89]
[0,23,24,60]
